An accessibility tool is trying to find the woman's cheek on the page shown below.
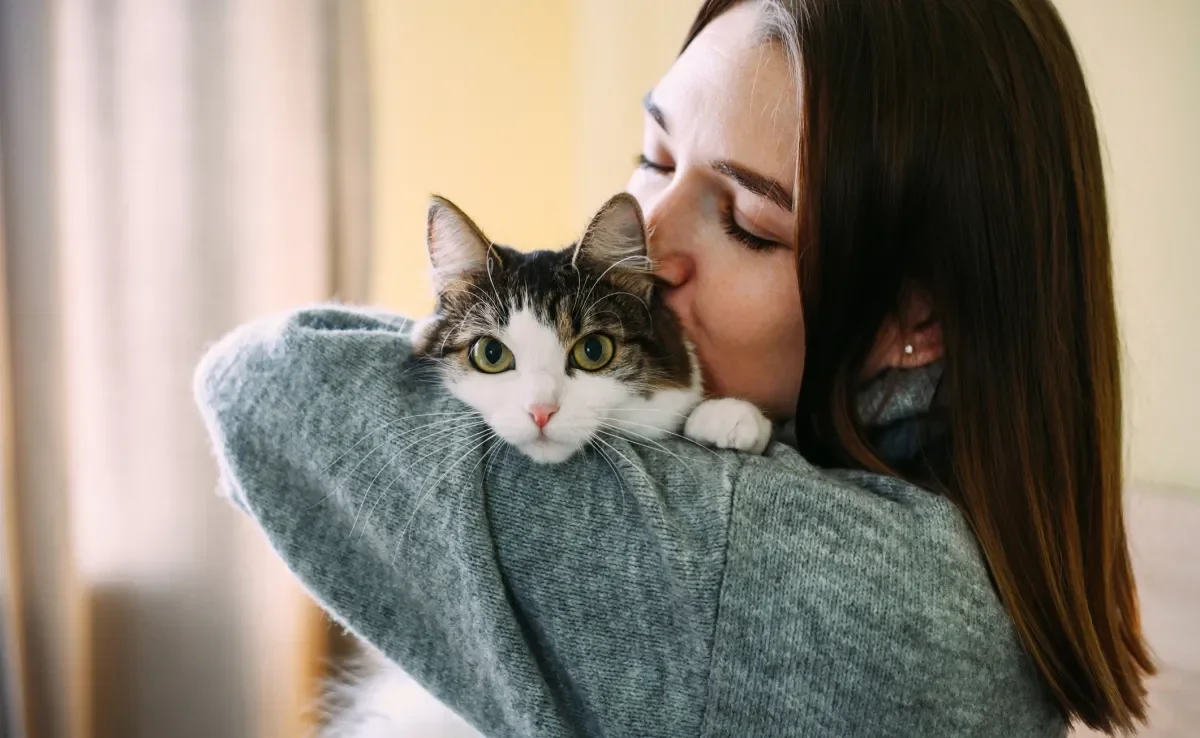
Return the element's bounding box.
[736,256,801,340]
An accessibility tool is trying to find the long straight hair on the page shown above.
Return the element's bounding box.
[683,0,1153,733]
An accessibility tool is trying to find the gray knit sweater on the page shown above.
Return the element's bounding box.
[194,305,1065,737]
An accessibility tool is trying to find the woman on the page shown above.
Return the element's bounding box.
[196,0,1154,735]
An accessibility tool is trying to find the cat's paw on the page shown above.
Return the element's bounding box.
[683,398,772,454]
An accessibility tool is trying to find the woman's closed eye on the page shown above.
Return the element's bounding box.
[636,153,674,175]
[721,205,784,252]
[635,151,786,252]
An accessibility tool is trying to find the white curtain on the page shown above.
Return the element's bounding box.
[0,1,370,736]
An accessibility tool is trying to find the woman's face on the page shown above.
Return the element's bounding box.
[626,3,805,418]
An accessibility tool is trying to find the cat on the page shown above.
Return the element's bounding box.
[322,192,772,738]
[410,191,772,462]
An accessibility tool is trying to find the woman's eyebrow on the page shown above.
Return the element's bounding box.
[642,91,669,133]
[713,161,793,211]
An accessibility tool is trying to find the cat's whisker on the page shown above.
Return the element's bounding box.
[403,377,450,391]
[484,252,506,323]
[584,308,629,338]
[597,422,705,472]
[595,423,705,482]
[594,406,696,421]
[320,417,411,475]
[600,435,705,491]
[590,434,656,491]
[578,254,652,306]
[416,431,503,545]
[597,418,724,459]
[453,281,500,306]
[396,362,445,378]
[458,438,505,523]
[578,254,653,319]
[438,303,491,356]
[350,422,490,537]
[399,374,445,388]
[482,435,512,484]
[341,420,481,520]
[353,424,493,542]
[440,282,503,316]
[340,410,482,460]
[323,409,477,473]
[338,415,483,489]
[445,305,504,355]
[596,428,673,462]
[388,430,498,562]
[584,290,652,324]
[589,438,629,513]
[577,255,634,311]
[395,357,442,383]
[372,431,482,544]
[306,413,485,512]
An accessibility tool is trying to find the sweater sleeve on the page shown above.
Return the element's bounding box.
[195,305,1064,738]
[194,305,740,738]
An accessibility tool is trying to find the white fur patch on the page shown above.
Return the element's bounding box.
[682,397,773,454]
[408,315,439,354]
[321,656,478,738]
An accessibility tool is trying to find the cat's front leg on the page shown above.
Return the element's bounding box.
[683,398,772,455]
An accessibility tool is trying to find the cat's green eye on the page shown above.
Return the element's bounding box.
[571,333,615,372]
[469,337,514,374]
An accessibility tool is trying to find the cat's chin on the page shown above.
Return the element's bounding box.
[515,437,583,464]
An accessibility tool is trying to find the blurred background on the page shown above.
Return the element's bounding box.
[0,1,1194,737]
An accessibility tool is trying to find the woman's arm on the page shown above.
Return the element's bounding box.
[195,305,740,737]
[196,305,1062,737]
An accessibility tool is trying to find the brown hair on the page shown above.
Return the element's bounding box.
[683,0,1153,733]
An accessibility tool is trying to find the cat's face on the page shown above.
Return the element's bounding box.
[412,194,701,463]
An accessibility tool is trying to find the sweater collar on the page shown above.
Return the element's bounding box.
[773,362,946,466]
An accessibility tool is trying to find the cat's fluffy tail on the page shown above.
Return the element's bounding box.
[320,646,480,738]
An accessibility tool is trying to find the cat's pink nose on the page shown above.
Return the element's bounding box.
[529,404,559,429]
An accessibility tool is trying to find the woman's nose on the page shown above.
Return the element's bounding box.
[642,190,695,287]
[653,252,691,288]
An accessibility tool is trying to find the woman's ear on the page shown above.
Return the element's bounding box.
[860,287,944,379]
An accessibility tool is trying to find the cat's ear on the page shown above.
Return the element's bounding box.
[573,193,652,273]
[426,195,502,292]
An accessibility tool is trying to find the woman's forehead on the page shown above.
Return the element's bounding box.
[651,3,798,186]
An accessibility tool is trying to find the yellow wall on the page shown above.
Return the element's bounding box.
[366,0,1198,489]
[365,0,574,316]
[364,0,698,316]
[569,1,701,219]
[1055,0,1200,489]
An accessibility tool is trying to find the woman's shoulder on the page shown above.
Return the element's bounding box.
[703,446,1065,736]
[731,442,987,575]
[726,444,1016,655]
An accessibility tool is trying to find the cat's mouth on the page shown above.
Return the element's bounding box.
[518,434,581,464]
